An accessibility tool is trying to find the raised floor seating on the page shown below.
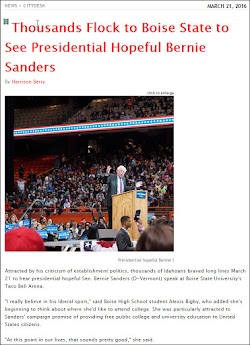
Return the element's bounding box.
[14,155,58,181]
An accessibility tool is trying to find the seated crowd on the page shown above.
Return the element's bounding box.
[75,96,174,123]
[14,96,174,129]
[6,137,174,250]
[6,139,174,215]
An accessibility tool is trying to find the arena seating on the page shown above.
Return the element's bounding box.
[13,96,174,128]
[14,104,70,128]
[14,155,58,181]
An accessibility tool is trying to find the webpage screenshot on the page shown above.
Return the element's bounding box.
[1,1,249,344]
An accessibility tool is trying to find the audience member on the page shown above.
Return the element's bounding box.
[5,227,45,251]
[8,214,19,225]
[17,178,26,194]
[136,224,174,251]
[18,164,24,178]
[75,96,173,124]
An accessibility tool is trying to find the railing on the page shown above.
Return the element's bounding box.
[6,205,174,221]
[148,206,174,219]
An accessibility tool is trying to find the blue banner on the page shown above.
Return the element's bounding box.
[47,225,58,233]
[5,224,17,232]
[37,230,48,239]
[136,191,146,199]
[22,219,31,228]
[58,230,70,240]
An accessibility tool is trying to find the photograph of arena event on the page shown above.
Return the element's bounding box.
[5,96,174,252]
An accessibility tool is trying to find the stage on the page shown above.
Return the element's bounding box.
[44,240,137,252]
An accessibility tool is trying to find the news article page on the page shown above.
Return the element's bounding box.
[1,1,249,345]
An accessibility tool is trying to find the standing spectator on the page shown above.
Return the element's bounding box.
[98,217,107,229]
[8,214,19,225]
[61,154,66,166]
[19,164,24,179]
[86,220,98,240]
[47,218,53,226]
[29,169,36,185]
[36,223,43,230]
[40,216,47,229]
[65,222,71,233]
[54,201,63,215]
[79,224,89,240]
[70,222,80,239]
[44,175,49,191]
[54,156,61,169]
[17,178,26,194]
[158,183,167,204]
[47,175,54,192]
[94,201,103,220]
[36,175,43,187]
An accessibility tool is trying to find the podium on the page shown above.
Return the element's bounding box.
[112,190,148,240]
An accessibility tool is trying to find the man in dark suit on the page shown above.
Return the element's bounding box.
[116,216,134,251]
[87,219,99,240]
[104,165,142,228]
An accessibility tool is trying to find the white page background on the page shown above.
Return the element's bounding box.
[1,2,249,344]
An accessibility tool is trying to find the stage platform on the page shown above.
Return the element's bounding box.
[44,240,94,251]
[44,240,137,252]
